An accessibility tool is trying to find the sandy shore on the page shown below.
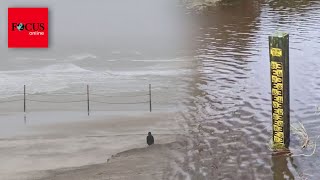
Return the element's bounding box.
[0,111,187,180]
[25,141,187,180]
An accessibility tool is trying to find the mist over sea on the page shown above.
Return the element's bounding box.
[0,0,195,111]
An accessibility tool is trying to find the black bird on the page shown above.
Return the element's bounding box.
[147,132,154,146]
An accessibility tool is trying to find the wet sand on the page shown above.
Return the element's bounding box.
[0,111,186,180]
[24,141,187,180]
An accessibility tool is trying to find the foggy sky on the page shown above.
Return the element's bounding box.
[0,0,191,59]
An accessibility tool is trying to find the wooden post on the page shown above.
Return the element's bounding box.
[149,84,152,112]
[24,85,26,113]
[269,32,290,150]
[87,85,90,116]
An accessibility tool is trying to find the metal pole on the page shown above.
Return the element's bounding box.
[24,85,26,113]
[87,85,90,116]
[269,32,290,150]
[149,84,152,112]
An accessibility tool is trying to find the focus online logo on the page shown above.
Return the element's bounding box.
[11,22,45,35]
[8,8,48,48]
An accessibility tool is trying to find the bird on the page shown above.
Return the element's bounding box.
[146,132,154,146]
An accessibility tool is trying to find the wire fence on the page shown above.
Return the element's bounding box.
[0,84,153,115]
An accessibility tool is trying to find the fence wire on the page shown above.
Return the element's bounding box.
[0,99,24,103]
[0,85,153,112]
[27,93,86,96]
[26,99,87,103]
[90,100,148,104]
[25,93,148,98]
[90,93,149,98]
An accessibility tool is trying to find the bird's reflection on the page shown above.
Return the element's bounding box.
[24,114,27,124]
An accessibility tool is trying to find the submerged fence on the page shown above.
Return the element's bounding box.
[0,84,153,114]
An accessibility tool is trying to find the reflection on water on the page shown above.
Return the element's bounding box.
[178,0,320,179]
[272,155,294,180]
[268,0,314,10]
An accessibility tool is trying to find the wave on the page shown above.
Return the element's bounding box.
[131,57,189,62]
[0,64,92,96]
[0,63,91,74]
[41,63,91,73]
[104,69,192,77]
[68,53,97,61]
[15,53,97,62]
[16,57,57,61]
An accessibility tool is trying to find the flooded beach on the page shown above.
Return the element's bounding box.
[180,0,320,179]
[0,0,320,179]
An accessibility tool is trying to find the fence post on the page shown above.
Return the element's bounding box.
[87,85,90,116]
[149,84,152,112]
[269,32,290,150]
[24,85,26,113]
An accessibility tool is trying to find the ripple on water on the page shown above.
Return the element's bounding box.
[179,0,320,179]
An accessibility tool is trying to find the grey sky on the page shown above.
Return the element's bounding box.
[0,0,190,59]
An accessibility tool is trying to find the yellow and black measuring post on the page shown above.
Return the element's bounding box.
[269,32,290,150]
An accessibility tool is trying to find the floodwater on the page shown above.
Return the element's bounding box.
[0,0,320,179]
[179,0,320,179]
